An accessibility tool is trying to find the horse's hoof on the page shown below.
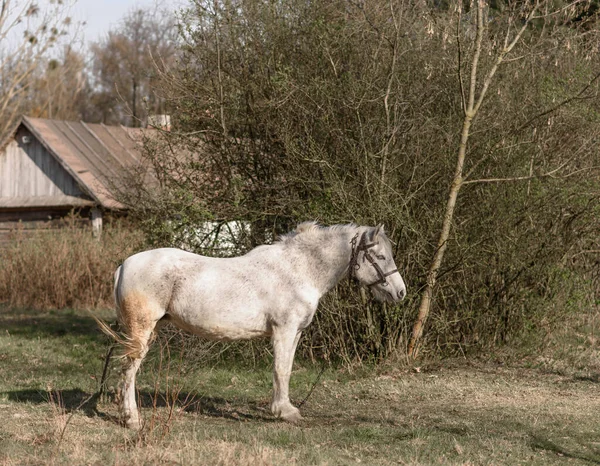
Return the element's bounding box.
[281,409,303,423]
[124,417,142,430]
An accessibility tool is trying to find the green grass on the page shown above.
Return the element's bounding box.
[1,307,600,465]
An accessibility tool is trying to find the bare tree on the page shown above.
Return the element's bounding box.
[26,46,87,120]
[90,7,177,126]
[0,0,75,140]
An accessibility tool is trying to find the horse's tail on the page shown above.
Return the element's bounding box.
[93,264,144,359]
[94,317,144,359]
[113,264,123,312]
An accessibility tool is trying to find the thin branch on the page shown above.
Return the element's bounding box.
[467,0,485,114]
[570,249,600,259]
[380,1,400,189]
[464,69,600,183]
[513,70,600,134]
[214,3,227,137]
[472,4,538,116]
[456,3,466,115]
[463,162,600,185]
[463,139,536,181]
[530,0,586,19]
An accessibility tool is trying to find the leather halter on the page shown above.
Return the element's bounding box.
[349,232,400,288]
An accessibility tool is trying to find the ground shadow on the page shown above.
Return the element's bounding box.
[3,388,116,421]
[135,389,275,422]
[573,374,600,384]
[3,387,274,424]
[530,434,600,464]
[1,310,108,341]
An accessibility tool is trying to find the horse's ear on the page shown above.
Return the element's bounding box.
[370,224,384,241]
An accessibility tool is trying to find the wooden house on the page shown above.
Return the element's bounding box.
[0,116,147,241]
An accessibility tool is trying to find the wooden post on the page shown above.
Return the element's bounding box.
[91,207,103,240]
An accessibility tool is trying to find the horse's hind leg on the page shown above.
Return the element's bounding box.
[121,354,147,429]
[271,328,303,422]
[117,294,163,429]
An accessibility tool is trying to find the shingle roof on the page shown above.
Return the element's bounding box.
[21,116,151,210]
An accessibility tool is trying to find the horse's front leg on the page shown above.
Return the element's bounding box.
[271,327,302,422]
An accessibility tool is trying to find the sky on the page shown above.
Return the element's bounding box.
[72,0,180,44]
[4,0,182,51]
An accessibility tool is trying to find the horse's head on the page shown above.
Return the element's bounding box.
[350,225,407,303]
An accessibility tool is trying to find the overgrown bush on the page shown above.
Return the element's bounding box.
[0,219,144,310]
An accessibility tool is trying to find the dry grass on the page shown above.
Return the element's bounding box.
[1,306,600,465]
[0,220,143,310]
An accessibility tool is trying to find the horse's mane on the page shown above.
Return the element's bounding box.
[277,221,393,252]
[277,221,359,244]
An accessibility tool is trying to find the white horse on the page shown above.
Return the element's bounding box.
[99,222,406,429]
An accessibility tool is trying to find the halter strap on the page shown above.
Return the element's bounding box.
[349,232,400,288]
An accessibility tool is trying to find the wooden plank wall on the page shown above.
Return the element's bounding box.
[0,127,85,198]
[0,126,94,246]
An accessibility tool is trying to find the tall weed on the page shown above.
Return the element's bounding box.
[0,220,143,310]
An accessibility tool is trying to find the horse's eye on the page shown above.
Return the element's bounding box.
[376,254,385,260]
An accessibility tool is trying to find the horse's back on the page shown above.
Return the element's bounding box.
[122,247,199,270]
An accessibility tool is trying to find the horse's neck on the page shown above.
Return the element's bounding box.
[293,227,359,296]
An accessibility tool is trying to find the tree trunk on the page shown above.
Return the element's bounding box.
[407,115,471,357]
[406,0,536,358]
[132,79,138,127]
